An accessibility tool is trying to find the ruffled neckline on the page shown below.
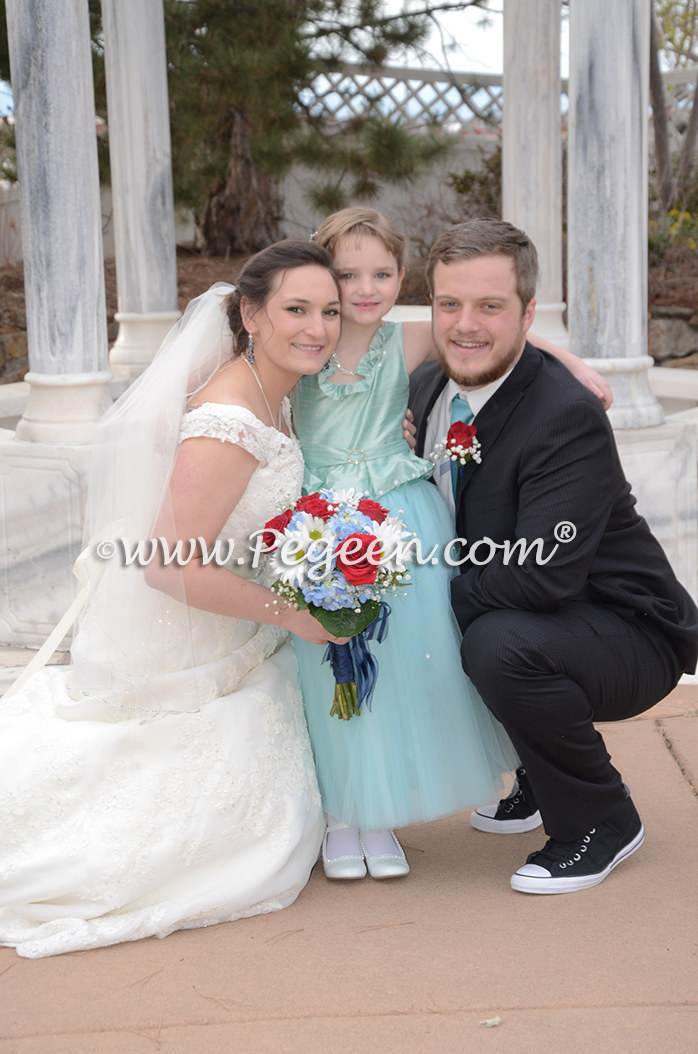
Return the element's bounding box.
[316,321,395,400]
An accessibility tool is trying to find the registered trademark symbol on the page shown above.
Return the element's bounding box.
[554,521,577,543]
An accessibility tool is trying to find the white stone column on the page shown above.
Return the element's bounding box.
[101,0,180,382]
[568,0,662,429]
[503,0,567,347]
[1,0,112,646]
[5,0,112,442]
[566,0,696,603]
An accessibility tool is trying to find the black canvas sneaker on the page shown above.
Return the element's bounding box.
[471,767,543,834]
[510,795,644,894]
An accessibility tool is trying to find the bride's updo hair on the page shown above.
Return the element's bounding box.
[226,239,339,352]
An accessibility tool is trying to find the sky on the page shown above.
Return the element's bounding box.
[413,2,505,73]
[0,82,11,117]
[401,1,570,77]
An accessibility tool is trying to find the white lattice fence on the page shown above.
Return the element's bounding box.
[665,67,698,142]
[300,65,505,132]
[301,64,698,144]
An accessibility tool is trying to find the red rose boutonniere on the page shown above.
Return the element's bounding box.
[429,421,482,467]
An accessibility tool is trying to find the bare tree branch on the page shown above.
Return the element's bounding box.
[679,77,698,181]
[650,7,675,211]
[302,2,485,41]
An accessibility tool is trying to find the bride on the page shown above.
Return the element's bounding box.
[0,240,346,959]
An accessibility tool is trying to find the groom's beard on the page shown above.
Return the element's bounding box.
[439,327,526,389]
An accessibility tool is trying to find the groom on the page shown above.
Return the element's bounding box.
[408,218,698,894]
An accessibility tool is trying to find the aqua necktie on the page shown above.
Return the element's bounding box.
[450,393,474,498]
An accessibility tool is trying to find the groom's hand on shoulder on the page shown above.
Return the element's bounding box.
[403,408,417,450]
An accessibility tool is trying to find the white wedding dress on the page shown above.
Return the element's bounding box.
[0,403,324,959]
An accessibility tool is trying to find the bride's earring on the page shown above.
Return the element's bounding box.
[246,333,255,365]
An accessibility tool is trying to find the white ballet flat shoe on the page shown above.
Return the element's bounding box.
[360,830,410,879]
[322,829,367,880]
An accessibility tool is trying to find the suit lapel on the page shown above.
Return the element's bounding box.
[412,363,449,458]
[455,343,543,509]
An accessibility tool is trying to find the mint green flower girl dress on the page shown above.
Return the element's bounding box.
[291,321,517,830]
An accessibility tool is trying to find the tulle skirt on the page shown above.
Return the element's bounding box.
[293,479,518,831]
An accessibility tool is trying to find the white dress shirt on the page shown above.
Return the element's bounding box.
[424,369,514,515]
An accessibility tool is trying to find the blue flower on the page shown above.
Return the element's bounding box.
[327,510,373,543]
[301,573,356,611]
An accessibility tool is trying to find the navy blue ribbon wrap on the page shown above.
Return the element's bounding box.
[323,602,391,712]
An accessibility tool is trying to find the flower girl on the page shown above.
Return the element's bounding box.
[290,207,609,880]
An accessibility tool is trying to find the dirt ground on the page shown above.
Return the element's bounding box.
[1,249,694,321]
[649,253,698,313]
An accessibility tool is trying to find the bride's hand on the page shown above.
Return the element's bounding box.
[528,335,613,410]
[564,356,613,410]
[279,607,351,646]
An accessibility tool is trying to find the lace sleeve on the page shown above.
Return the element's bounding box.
[179,404,269,463]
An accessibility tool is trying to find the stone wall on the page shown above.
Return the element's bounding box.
[0,329,27,384]
[281,137,500,244]
[649,306,698,368]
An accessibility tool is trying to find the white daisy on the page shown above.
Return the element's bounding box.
[270,515,333,586]
[327,488,363,507]
[372,516,413,573]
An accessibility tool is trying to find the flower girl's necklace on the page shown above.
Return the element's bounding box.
[331,353,360,377]
[243,356,282,431]
[331,321,383,376]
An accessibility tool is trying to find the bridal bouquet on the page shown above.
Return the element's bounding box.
[262,489,411,720]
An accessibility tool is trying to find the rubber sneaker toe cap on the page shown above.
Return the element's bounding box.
[514,863,552,879]
[474,803,499,819]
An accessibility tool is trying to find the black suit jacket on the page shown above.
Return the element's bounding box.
[409,343,698,673]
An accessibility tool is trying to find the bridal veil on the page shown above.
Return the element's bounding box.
[68,283,237,714]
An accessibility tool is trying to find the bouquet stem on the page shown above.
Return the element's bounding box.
[329,680,360,721]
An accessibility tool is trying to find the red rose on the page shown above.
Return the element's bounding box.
[334,533,382,585]
[357,498,389,524]
[447,422,477,449]
[260,509,293,550]
[295,493,334,520]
